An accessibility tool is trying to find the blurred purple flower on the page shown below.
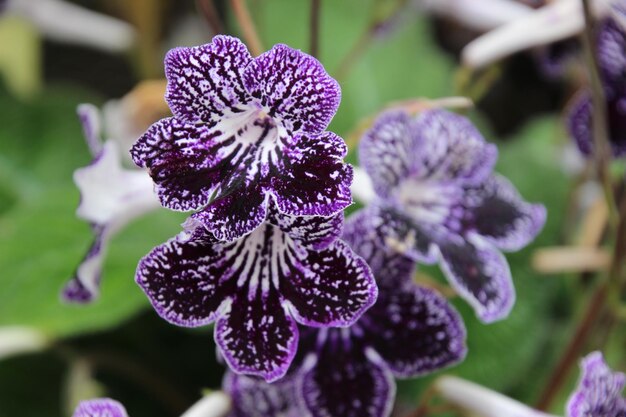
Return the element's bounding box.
[358,109,546,322]
[131,35,351,243]
[73,398,128,417]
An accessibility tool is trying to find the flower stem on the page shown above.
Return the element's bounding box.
[310,0,322,58]
[196,0,224,34]
[230,0,264,56]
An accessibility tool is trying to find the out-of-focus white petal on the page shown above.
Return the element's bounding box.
[74,140,158,228]
[419,0,533,32]
[351,166,376,205]
[0,327,49,360]
[6,0,135,52]
[435,376,559,417]
[462,0,616,69]
[180,392,231,417]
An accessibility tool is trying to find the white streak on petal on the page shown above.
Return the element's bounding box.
[420,0,533,32]
[351,167,376,205]
[180,392,231,417]
[6,0,135,53]
[0,327,48,360]
[435,376,558,417]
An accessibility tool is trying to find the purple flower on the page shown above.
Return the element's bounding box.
[292,211,466,417]
[358,109,546,322]
[72,398,128,417]
[136,208,377,382]
[567,351,626,417]
[63,104,160,303]
[567,18,626,158]
[131,35,351,242]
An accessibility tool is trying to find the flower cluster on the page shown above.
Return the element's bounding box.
[356,108,546,322]
[129,35,377,382]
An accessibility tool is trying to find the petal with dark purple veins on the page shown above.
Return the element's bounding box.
[73,398,128,417]
[301,330,395,417]
[135,228,236,327]
[410,109,497,184]
[62,225,107,303]
[165,35,252,123]
[215,289,298,382]
[363,284,466,377]
[282,239,377,328]
[272,132,352,217]
[567,351,626,417]
[359,110,414,198]
[463,174,546,251]
[243,44,341,135]
[77,103,103,156]
[224,372,304,417]
[437,234,514,323]
[269,208,343,251]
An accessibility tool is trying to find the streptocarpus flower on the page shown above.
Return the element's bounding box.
[567,18,626,158]
[294,211,466,417]
[135,208,377,382]
[63,104,160,303]
[358,109,546,322]
[131,35,351,243]
[567,351,626,417]
[73,398,128,417]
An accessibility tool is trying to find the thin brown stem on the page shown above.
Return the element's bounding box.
[196,0,224,34]
[310,0,321,58]
[230,0,264,56]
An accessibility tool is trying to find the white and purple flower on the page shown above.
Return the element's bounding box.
[357,109,546,322]
[135,208,377,382]
[73,398,128,417]
[567,17,626,158]
[131,35,350,243]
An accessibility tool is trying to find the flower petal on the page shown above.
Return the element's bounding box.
[363,285,467,377]
[301,331,395,417]
[272,131,352,217]
[463,174,546,252]
[269,208,343,251]
[597,19,626,90]
[359,110,414,198]
[77,103,103,156]
[73,398,128,417]
[130,117,235,211]
[62,226,107,303]
[165,35,252,123]
[243,44,341,135]
[282,239,377,328]
[411,109,497,185]
[567,351,626,417]
[224,372,303,417]
[438,234,514,323]
[215,291,298,382]
[194,185,269,242]
[135,228,236,327]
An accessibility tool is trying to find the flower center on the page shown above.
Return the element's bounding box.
[396,179,461,227]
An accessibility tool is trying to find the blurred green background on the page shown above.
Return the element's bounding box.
[0,0,596,416]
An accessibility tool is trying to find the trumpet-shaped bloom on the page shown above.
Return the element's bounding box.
[63,105,160,303]
[567,352,626,417]
[131,35,351,242]
[567,18,626,158]
[358,109,546,322]
[73,398,128,417]
[136,208,377,382]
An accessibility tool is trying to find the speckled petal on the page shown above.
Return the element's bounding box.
[363,284,466,377]
[215,290,298,382]
[243,44,341,135]
[463,174,546,251]
[282,239,377,328]
[410,109,497,184]
[272,132,352,217]
[567,351,626,417]
[73,398,128,417]
[438,234,514,323]
[165,35,252,123]
[224,372,304,417]
[135,227,236,327]
[301,331,395,417]
[270,208,343,251]
[359,110,414,198]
